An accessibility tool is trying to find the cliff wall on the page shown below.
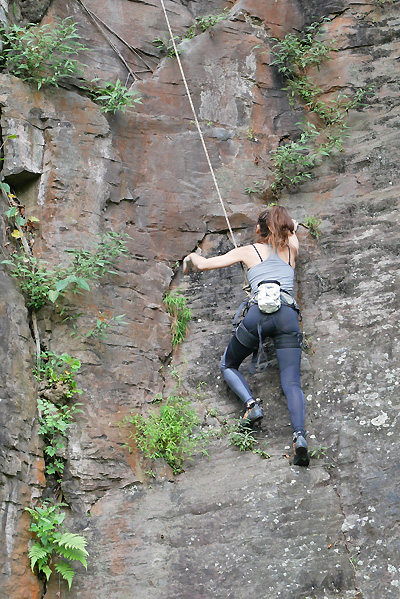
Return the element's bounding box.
[0,1,399,598]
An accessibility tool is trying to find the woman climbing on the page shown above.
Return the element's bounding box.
[183,205,309,466]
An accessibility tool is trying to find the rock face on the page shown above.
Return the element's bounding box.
[0,0,399,598]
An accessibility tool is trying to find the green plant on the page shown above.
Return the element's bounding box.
[163,290,192,347]
[90,78,142,113]
[270,123,322,192]
[301,333,315,355]
[229,426,258,451]
[252,447,271,459]
[270,119,348,193]
[270,19,335,77]
[1,231,130,310]
[303,214,322,239]
[284,77,324,110]
[120,395,207,473]
[4,204,40,232]
[70,313,127,340]
[25,500,88,588]
[186,10,228,38]
[152,36,182,58]
[0,18,87,89]
[33,351,83,479]
[246,124,257,141]
[310,446,328,459]
[245,180,267,194]
[266,20,375,196]
[150,393,163,404]
[61,231,130,285]
[153,9,228,58]
[37,397,83,478]
[1,255,53,310]
[34,351,82,395]
[227,424,271,458]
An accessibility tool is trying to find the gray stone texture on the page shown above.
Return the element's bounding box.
[12,0,53,24]
[0,0,399,598]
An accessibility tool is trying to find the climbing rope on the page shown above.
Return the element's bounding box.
[159,0,238,248]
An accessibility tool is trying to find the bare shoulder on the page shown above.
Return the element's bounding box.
[288,232,299,254]
[240,243,265,269]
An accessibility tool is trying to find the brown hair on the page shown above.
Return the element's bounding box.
[257,206,294,248]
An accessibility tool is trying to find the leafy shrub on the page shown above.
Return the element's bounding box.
[270,19,335,77]
[0,18,87,89]
[186,10,228,38]
[1,255,55,310]
[1,231,130,310]
[37,397,83,478]
[267,19,374,195]
[270,122,337,192]
[70,313,127,340]
[228,425,271,458]
[153,9,228,58]
[245,180,267,195]
[310,446,328,459]
[163,290,192,347]
[229,427,258,451]
[90,78,142,113]
[152,36,182,58]
[34,351,82,394]
[35,352,83,480]
[25,501,88,589]
[120,395,207,473]
[303,214,322,239]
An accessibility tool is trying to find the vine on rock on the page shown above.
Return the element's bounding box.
[34,352,83,480]
[251,19,373,198]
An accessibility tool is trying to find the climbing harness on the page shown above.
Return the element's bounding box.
[231,292,303,373]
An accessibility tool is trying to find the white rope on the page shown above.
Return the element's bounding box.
[159,0,237,248]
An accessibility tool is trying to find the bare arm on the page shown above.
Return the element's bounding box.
[288,232,299,255]
[183,246,253,273]
[288,219,299,262]
[184,218,300,273]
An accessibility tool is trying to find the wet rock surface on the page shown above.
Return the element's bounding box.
[0,0,399,598]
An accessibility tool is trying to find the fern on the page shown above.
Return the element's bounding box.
[41,564,53,582]
[25,501,89,589]
[28,543,49,571]
[55,561,75,589]
[58,533,89,568]
[58,532,88,553]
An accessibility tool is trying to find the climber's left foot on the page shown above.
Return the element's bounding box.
[293,431,310,467]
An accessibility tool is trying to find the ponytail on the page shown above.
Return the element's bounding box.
[257,206,294,248]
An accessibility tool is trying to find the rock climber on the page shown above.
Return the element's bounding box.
[183,205,309,466]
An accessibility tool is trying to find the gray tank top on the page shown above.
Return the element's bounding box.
[247,245,294,294]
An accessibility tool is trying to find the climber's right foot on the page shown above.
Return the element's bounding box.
[239,400,263,428]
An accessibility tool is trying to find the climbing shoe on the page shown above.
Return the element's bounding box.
[293,431,310,467]
[239,400,263,428]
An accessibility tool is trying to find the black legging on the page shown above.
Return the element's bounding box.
[220,304,305,435]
